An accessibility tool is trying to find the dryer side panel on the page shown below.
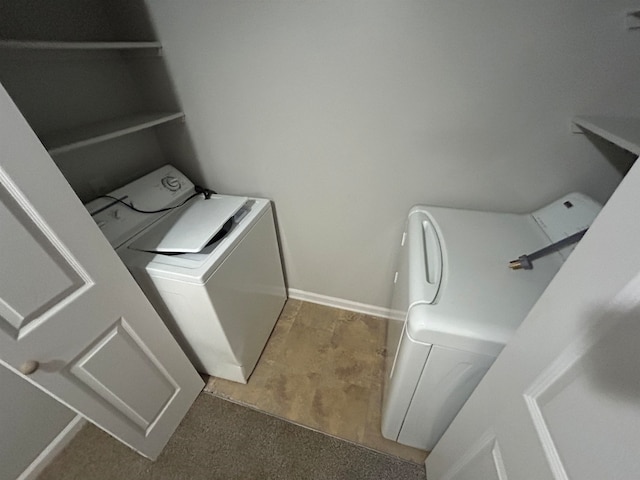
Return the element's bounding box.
[385,226,410,404]
[381,324,432,442]
[398,344,496,451]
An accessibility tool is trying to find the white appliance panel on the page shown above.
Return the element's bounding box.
[130,207,286,382]
[382,193,602,452]
[397,344,495,450]
[197,207,286,373]
[90,165,287,384]
[381,322,431,442]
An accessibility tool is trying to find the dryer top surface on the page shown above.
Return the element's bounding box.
[403,193,601,353]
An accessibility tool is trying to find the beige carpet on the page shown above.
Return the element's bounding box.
[39,393,426,480]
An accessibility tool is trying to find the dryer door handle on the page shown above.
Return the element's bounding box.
[408,212,443,304]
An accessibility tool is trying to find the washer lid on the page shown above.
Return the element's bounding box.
[129,195,248,253]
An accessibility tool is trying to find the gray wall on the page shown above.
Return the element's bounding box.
[0,366,75,480]
[146,0,640,308]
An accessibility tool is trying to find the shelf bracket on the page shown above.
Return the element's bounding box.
[571,116,640,157]
[625,10,640,30]
[571,121,584,134]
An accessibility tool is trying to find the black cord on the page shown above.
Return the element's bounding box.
[98,191,202,214]
[194,185,217,199]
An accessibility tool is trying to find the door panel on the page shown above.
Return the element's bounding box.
[68,318,179,433]
[0,178,89,337]
[447,434,506,480]
[0,82,203,460]
[524,312,640,480]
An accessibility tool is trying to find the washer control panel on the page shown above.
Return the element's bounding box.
[530,192,602,260]
[85,165,196,249]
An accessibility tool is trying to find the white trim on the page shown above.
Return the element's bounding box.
[287,288,391,319]
[438,430,497,480]
[17,415,86,480]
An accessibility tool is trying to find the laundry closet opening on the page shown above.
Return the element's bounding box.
[2,0,639,472]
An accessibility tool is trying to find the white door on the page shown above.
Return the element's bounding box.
[426,158,640,479]
[0,84,203,460]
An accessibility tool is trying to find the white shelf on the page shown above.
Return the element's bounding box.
[0,40,162,51]
[572,116,640,156]
[43,112,184,155]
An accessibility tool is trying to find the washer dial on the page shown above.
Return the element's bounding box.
[161,175,181,192]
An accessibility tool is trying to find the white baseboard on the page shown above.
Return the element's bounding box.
[18,415,86,480]
[287,288,392,319]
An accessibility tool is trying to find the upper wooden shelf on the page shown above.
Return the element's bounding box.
[43,112,184,155]
[572,116,640,156]
[0,40,161,51]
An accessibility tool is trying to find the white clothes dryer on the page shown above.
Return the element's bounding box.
[86,165,287,383]
[381,193,601,450]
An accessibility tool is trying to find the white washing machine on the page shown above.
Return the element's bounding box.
[85,165,287,383]
[381,193,602,451]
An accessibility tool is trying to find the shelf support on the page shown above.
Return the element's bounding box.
[571,122,584,134]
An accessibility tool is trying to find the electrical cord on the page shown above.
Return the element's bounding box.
[509,228,588,270]
[97,186,217,215]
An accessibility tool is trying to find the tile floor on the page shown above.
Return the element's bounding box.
[204,300,428,464]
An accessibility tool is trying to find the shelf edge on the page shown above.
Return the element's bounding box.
[47,112,184,156]
[0,40,162,50]
[572,116,640,157]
